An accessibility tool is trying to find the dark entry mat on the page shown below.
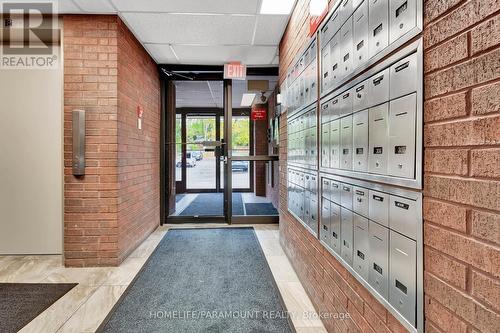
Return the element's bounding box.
[179,193,244,216]
[245,203,279,216]
[175,194,186,203]
[99,228,292,333]
[0,283,77,333]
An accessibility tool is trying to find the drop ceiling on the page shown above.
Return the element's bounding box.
[175,76,278,109]
[53,0,292,66]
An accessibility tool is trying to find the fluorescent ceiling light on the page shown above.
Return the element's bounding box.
[260,0,295,15]
[241,93,256,107]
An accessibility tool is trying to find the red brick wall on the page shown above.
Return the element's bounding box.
[278,0,500,332]
[116,19,161,262]
[63,15,160,267]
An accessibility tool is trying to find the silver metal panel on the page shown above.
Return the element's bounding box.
[311,175,318,195]
[390,0,417,44]
[369,190,389,226]
[330,32,342,88]
[390,195,418,240]
[321,12,334,45]
[340,115,353,170]
[390,231,417,326]
[321,122,331,168]
[390,52,418,99]
[331,94,341,119]
[321,199,332,245]
[339,0,354,24]
[331,202,342,254]
[369,221,389,299]
[310,127,317,167]
[322,178,331,200]
[331,180,342,204]
[304,190,311,225]
[353,79,369,112]
[353,213,369,280]
[321,99,331,123]
[353,186,369,217]
[310,62,318,102]
[353,0,369,70]
[340,18,354,79]
[353,110,369,172]
[330,8,341,35]
[388,94,416,178]
[72,109,86,176]
[368,68,390,107]
[310,198,319,231]
[368,0,389,58]
[341,207,354,265]
[341,184,354,210]
[368,102,389,175]
[339,89,353,117]
[330,119,341,168]
[321,42,331,94]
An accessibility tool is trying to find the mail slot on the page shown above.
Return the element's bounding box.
[388,93,416,178]
[321,199,332,245]
[353,80,369,112]
[340,208,354,265]
[322,43,331,94]
[368,103,389,175]
[339,0,354,24]
[330,180,341,204]
[368,0,389,58]
[390,195,418,240]
[389,231,417,326]
[369,190,389,226]
[353,110,369,172]
[330,32,341,88]
[340,115,353,170]
[322,178,331,200]
[340,18,354,78]
[389,0,416,44]
[353,213,369,280]
[341,184,353,210]
[322,123,331,168]
[330,95,341,119]
[369,221,389,298]
[353,0,369,70]
[368,68,389,107]
[331,203,342,254]
[390,52,418,99]
[353,186,369,217]
[330,119,341,169]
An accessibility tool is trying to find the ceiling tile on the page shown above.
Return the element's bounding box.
[144,44,178,63]
[253,15,289,45]
[110,0,260,14]
[121,13,256,45]
[71,0,116,13]
[171,45,278,65]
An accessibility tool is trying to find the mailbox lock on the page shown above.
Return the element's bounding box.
[376,162,380,167]
[357,197,362,202]
[398,164,403,169]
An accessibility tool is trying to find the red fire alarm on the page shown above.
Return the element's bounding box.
[137,105,144,129]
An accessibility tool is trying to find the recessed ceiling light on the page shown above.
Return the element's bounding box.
[260,0,295,15]
[241,93,256,107]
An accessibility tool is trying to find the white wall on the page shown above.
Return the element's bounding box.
[0,46,63,254]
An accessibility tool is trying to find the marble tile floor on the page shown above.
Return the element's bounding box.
[1,224,326,333]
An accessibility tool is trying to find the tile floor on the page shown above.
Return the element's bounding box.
[0,224,326,333]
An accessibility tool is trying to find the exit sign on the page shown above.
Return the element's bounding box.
[224,62,247,80]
